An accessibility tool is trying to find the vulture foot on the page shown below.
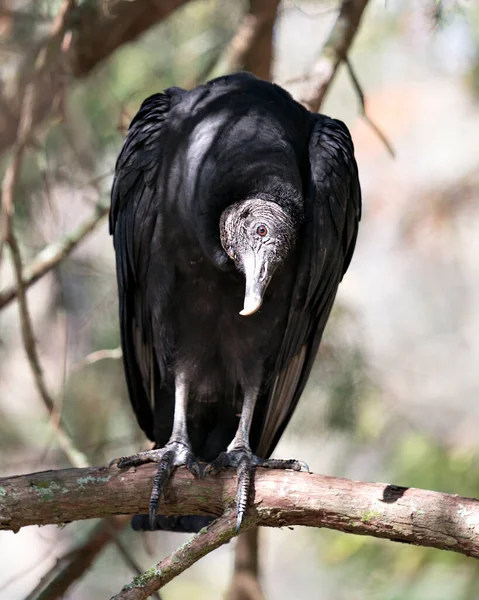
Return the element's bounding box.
[110,441,201,528]
[204,447,308,533]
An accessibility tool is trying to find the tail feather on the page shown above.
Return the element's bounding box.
[131,514,215,533]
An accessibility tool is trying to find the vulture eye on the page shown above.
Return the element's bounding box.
[256,225,268,237]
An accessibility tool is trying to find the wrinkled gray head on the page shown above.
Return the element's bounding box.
[220,198,296,316]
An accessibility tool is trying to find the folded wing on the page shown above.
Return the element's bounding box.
[255,115,361,457]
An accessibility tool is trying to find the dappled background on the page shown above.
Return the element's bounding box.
[1,0,479,598]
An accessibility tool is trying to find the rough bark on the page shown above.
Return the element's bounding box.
[2,465,479,562]
[111,511,240,600]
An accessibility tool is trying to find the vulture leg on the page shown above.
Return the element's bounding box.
[204,380,307,533]
[111,372,200,528]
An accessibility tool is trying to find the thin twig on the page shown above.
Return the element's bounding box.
[72,346,123,371]
[294,0,370,112]
[111,512,239,600]
[3,434,143,471]
[345,56,395,157]
[0,75,35,269]
[0,201,109,310]
[8,231,89,468]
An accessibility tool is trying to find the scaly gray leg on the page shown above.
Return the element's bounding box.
[204,380,308,533]
[110,372,200,528]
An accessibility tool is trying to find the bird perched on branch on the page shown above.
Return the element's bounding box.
[109,72,361,533]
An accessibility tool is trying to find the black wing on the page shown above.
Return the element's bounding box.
[255,115,361,457]
[110,92,174,441]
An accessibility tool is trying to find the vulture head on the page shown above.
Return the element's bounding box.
[220,199,296,316]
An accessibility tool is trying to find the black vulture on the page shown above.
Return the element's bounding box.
[109,72,361,533]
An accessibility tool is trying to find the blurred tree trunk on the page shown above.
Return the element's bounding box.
[226,529,264,600]
[207,0,280,82]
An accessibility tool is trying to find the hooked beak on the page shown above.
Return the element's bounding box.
[239,251,273,316]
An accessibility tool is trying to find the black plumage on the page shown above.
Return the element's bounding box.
[110,72,361,532]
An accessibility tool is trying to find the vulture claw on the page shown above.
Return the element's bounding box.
[255,457,309,472]
[110,441,200,529]
[204,447,308,533]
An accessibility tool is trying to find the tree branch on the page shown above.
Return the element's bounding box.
[344,56,395,157]
[294,0,370,112]
[6,229,89,470]
[112,512,240,600]
[67,0,193,78]
[0,201,109,310]
[0,0,193,157]
[2,465,479,563]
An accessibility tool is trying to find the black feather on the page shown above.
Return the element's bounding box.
[110,72,361,471]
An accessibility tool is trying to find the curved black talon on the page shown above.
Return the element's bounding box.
[110,441,201,529]
[236,455,252,533]
[204,447,308,533]
[255,457,309,472]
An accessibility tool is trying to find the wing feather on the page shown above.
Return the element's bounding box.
[256,115,361,457]
[109,92,173,440]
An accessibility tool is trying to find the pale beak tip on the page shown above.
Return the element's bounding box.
[239,297,263,317]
